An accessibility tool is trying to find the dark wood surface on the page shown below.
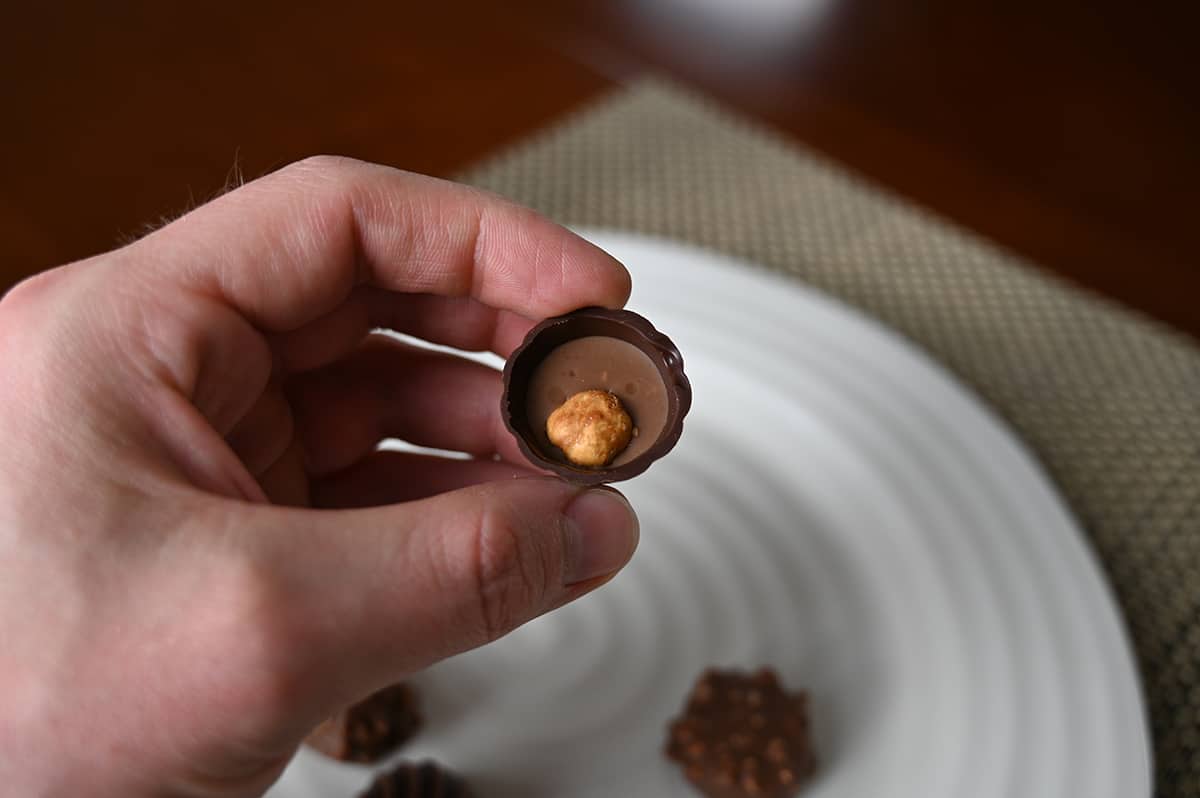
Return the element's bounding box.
[2,1,1196,338]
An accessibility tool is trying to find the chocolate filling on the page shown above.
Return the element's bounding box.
[526,336,667,467]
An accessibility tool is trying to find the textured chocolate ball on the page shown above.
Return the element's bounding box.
[358,761,474,798]
[304,683,420,764]
[666,668,816,798]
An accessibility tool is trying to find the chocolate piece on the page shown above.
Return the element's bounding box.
[666,668,816,798]
[358,761,474,798]
[304,683,420,763]
[502,308,690,484]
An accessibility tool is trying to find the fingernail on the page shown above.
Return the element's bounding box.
[562,488,640,585]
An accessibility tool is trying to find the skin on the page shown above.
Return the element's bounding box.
[0,156,641,797]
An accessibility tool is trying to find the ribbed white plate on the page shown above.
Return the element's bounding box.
[268,231,1151,798]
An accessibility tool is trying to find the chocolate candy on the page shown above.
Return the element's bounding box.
[358,761,474,798]
[304,683,420,764]
[666,668,816,798]
[502,307,691,484]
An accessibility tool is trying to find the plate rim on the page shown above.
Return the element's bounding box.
[578,227,1154,793]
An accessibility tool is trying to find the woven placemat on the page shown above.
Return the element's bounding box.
[456,78,1199,795]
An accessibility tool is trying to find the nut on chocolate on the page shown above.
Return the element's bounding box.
[666,668,816,798]
[546,389,634,467]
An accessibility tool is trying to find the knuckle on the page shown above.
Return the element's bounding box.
[288,154,362,179]
[0,269,82,378]
[202,551,314,722]
[468,503,555,643]
[0,268,63,318]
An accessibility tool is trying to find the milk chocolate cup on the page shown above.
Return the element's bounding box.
[502,307,691,485]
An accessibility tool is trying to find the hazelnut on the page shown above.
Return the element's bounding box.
[546,389,634,467]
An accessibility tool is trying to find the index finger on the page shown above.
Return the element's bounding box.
[130,155,631,331]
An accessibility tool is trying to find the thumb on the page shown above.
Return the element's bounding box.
[240,477,639,713]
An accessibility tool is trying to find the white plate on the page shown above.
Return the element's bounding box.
[267,231,1151,798]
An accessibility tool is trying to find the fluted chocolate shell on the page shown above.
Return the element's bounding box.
[502,307,691,485]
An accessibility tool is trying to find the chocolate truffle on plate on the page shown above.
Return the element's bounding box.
[666,668,816,798]
[502,307,691,485]
[358,760,474,798]
[304,683,420,764]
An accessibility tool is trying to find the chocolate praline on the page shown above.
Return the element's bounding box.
[665,668,816,798]
[502,307,691,485]
[304,683,420,763]
[358,761,474,798]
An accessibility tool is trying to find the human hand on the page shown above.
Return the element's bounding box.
[0,157,639,796]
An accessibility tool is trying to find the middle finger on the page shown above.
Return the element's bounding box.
[287,335,528,477]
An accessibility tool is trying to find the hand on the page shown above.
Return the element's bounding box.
[0,156,640,796]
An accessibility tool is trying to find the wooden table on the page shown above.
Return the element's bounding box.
[3,1,1196,338]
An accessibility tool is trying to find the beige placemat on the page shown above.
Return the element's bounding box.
[457,78,1199,794]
